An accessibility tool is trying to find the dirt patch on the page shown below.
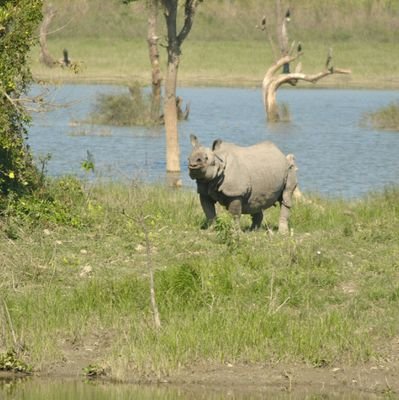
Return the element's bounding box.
[4,335,398,396]
[167,361,398,396]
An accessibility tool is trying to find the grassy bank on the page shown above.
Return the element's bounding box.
[30,38,399,88]
[1,179,398,380]
[29,0,399,88]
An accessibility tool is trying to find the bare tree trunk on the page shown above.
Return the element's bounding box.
[162,0,200,180]
[147,0,162,122]
[164,53,180,172]
[163,2,180,174]
[39,5,56,67]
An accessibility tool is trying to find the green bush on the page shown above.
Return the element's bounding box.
[3,177,91,231]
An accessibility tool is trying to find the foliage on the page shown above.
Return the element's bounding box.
[362,101,399,131]
[89,83,155,126]
[0,0,43,197]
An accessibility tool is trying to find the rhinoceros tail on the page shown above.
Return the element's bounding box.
[286,153,298,171]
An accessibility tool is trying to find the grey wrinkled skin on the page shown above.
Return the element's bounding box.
[188,135,298,233]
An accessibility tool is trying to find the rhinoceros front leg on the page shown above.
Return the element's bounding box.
[199,194,216,228]
[250,211,263,230]
[227,198,243,231]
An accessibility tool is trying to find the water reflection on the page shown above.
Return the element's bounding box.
[0,378,385,400]
[29,85,399,198]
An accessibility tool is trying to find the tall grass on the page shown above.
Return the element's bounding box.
[1,180,399,379]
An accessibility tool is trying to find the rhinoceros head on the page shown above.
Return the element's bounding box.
[188,135,222,181]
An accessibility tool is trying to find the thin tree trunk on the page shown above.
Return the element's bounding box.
[164,55,180,172]
[147,0,162,122]
[163,2,180,174]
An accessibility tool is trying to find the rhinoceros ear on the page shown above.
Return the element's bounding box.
[212,139,223,151]
[190,134,200,148]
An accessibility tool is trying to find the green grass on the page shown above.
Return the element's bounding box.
[1,179,399,379]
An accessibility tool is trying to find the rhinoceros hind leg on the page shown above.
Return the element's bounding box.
[250,211,263,230]
[278,154,298,234]
[278,203,290,234]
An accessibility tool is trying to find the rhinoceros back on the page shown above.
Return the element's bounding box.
[215,141,289,213]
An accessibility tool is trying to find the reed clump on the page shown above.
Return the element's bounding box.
[362,101,399,131]
[89,83,155,126]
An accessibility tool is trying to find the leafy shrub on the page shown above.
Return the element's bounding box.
[3,177,89,229]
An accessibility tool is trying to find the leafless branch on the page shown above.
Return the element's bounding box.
[257,15,278,60]
[1,85,79,114]
[177,0,201,46]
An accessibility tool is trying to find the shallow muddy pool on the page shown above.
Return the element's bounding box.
[29,85,399,198]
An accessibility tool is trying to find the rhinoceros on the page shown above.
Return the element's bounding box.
[188,135,298,233]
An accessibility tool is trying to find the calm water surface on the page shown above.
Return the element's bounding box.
[29,85,399,198]
[0,378,385,400]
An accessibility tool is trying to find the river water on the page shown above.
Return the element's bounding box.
[0,377,385,399]
[29,85,399,198]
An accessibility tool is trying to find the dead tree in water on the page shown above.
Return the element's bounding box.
[259,1,351,122]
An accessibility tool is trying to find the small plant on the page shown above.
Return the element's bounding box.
[214,212,240,248]
[0,350,32,373]
[83,363,106,378]
[81,151,95,174]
